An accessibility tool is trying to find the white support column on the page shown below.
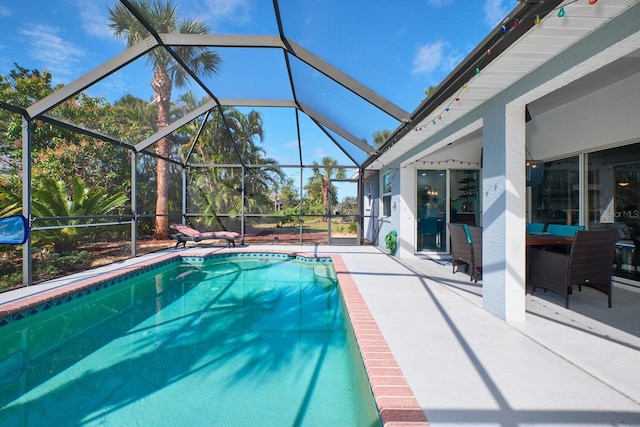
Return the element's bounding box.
[398,165,416,258]
[481,102,527,321]
[22,117,32,287]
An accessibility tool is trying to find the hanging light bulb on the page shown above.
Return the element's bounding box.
[558,6,565,17]
[534,15,541,25]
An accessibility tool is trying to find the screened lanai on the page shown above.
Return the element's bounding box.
[0,0,569,290]
[1,0,421,289]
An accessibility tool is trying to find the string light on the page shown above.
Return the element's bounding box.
[414,159,481,167]
[408,0,598,137]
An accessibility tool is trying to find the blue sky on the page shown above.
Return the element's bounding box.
[0,0,515,197]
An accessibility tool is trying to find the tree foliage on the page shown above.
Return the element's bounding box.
[180,92,284,229]
[108,0,221,239]
[305,157,346,220]
[3,177,129,252]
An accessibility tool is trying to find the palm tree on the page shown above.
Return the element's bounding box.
[309,156,346,221]
[224,108,283,212]
[108,0,221,239]
[372,129,391,148]
[28,177,129,252]
[177,92,282,227]
[420,85,437,102]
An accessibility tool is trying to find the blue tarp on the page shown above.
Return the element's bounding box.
[0,214,29,245]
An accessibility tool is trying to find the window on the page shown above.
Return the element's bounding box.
[587,143,640,229]
[382,172,392,216]
[530,156,580,225]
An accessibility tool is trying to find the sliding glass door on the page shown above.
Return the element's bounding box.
[417,170,446,252]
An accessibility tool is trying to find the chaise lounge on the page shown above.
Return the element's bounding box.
[170,224,240,249]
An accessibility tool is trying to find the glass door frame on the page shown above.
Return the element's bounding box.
[416,169,449,253]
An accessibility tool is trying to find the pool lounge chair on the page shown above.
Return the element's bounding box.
[170,224,240,249]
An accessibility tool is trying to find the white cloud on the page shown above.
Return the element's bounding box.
[187,0,252,28]
[208,0,250,17]
[314,146,327,159]
[0,6,10,17]
[78,0,113,39]
[19,24,85,82]
[482,0,512,28]
[411,41,446,75]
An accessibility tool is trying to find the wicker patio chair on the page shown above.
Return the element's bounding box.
[467,225,482,282]
[448,223,474,281]
[528,229,618,308]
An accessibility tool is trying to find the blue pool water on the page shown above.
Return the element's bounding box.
[0,254,381,426]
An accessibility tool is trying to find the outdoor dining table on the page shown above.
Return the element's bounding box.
[525,233,575,293]
[526,233,575,246]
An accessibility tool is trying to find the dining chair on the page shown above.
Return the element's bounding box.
[466,225,482,282]
[526,222,545,233]
[546,224,584,237]
[448,223,473,279]
[419,217,440,248]
[528,229,618,308]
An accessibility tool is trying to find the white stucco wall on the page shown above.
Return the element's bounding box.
[479,100,528,321]
[398,165,416,258]
[527,71,640,160]
[376,167,402,254]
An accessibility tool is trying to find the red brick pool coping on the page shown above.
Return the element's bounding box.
[0,249,429,427]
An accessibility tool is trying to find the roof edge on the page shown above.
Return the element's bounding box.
[364,0,565,169]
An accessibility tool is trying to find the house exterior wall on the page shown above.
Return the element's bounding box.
[375,166,402,254]
[527,71,640,160]
[371,3,640,320]
[398,165,417,258]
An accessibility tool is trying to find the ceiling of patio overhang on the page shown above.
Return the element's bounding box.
[369,0,640,170]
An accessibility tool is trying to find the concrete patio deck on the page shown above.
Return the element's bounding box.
[329,245,640,426]
[2,243,639,426]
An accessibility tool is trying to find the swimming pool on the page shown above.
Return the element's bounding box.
[0,253,382,426]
